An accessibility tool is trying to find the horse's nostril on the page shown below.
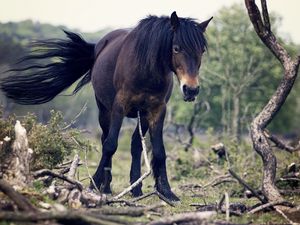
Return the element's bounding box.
[182,84,187,94]
[184,85,199,96]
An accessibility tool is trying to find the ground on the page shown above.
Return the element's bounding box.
[1,123,299,224]
[73,128,299,224]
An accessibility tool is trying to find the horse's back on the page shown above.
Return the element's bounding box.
[91,29,129,109]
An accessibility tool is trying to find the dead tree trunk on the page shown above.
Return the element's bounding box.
[1,121,32,189]
[245,0,300,202]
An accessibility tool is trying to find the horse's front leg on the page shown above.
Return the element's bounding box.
[130,115,149,197]
[148,104,180,202]
[92,99,124,193]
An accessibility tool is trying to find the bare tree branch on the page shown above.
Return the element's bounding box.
[229,169,267,204]
[244,0,300,203]
[248,201,294,214]
[264,130,300,153]
[0,179,37,212]
[33,169,83,191]
[261,0,271,31]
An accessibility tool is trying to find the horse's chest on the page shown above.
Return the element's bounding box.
[133,94,162,109]
[124,93,163,117]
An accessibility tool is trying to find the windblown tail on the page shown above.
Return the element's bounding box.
[1,30,95,104]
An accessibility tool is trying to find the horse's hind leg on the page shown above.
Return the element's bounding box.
[92,99,124,193]
[130,116,148,197]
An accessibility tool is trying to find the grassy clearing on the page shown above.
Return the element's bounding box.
[1,111,298,224]
[74,128,300,224]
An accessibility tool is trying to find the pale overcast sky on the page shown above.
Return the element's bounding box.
[0,0,300,44]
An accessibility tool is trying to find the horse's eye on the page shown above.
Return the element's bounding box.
[173,45,180,54]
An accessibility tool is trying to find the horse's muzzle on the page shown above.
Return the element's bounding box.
[182,85,199,102]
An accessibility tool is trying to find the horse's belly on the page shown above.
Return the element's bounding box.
[91,30,128,109]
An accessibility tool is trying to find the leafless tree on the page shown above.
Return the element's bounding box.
[245,0,300,202]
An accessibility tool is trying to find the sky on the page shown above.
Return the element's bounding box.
[0,0,300,44]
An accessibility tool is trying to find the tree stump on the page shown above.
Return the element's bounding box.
[1,120,32,189]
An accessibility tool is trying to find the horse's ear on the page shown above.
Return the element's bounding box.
[170,11,179,31]
[199,17,213,32]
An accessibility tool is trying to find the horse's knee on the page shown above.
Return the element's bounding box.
[103,138,118,157]
[101,133,107,144]
[152,149,166,167]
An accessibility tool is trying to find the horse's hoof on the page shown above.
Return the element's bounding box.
[157,189,180,203]
[103,187,112,195]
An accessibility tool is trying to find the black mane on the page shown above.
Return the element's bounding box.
[132,15,208,75]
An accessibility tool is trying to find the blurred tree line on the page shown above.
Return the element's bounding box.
[0,4,299,140]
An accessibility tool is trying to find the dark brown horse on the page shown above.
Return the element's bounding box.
[1,12,212,201]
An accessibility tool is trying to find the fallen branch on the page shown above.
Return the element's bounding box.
[229,169,267,203]
[279,189,300,195]
[264,130,300,153]
[147,211,216,225]
[202,174,233,188]
[0,179,36,212]
[0,211,124,225]
[248,201,294,214]
[131,190,156,203]
[90,202,165,217]
[33,169,83,191]
[275,207,296,225]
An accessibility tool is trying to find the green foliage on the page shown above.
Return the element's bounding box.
[0,108,94,170]
[27,110,71,169]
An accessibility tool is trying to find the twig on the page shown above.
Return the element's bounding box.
[67,154,80,180]
[61,102,88,130]
[131,190,157,203]
[228,169,267,203]
[279,189,300,195]
[112,111,151,200]
[275,207,296,225]
[264,130,300,153]
[212,178,236,187]
[248,201,293,214]
[0,179,37,212]
[225,192,230,221]
[218,194,225,212]
[33,169,83,191]
[202,174,231,188]
[278,177,300,182]
[75,136,101,194]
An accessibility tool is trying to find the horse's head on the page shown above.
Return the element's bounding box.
[170,12,212,102]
